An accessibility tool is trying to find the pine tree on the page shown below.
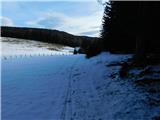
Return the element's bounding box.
[101,2,136,53]
[101,1,160,64]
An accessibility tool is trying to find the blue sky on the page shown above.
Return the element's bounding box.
[1,0,105,37]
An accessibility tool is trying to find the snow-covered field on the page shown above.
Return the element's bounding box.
[1,37,160,120]
[2,51,160,120]
[1,37,74,57]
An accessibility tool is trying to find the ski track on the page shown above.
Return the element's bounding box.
[60,58,80,120]
[2,55,81,120]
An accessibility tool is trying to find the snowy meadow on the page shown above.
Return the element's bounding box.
[1,37,74,58]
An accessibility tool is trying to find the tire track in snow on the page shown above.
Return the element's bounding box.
[60,57,80,120]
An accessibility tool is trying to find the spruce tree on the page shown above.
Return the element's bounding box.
[101,1,160,60]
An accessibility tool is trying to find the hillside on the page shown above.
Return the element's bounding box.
[1,37,74,57]
[1,26,99,48]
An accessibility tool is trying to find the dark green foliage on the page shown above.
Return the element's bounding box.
[73,48,78,55]
[101,1,138,53]
[85,39,102,58]
[101,1,160,57]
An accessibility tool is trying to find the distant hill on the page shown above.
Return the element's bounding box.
[1,26,99,48]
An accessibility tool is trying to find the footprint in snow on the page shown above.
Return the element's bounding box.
[73,73,81,76]
[72,90,75,95]
[75,69,79,71]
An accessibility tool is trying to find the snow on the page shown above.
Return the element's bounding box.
[2,51,160,120]
[1,37,74,57]
[128,65,160,81]
[1,37,160,120]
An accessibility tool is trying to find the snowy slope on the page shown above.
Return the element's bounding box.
[1,53,160,120]
[1,37,74,57]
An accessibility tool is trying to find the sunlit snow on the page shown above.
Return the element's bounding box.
[1,37,74,57]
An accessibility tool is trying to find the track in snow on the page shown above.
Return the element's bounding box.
[2,53,159,120]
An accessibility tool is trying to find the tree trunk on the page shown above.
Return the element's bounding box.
[134,2,146,65]
[134,35,146,63]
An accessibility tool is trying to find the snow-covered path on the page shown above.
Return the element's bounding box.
[2,55,81,120]
[2,53,160,120]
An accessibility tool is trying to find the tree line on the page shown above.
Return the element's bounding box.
[1,26,99,54]
[101,1,160,64]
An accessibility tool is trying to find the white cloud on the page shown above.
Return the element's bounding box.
[26,10,104,37]
[0,17,14,26]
